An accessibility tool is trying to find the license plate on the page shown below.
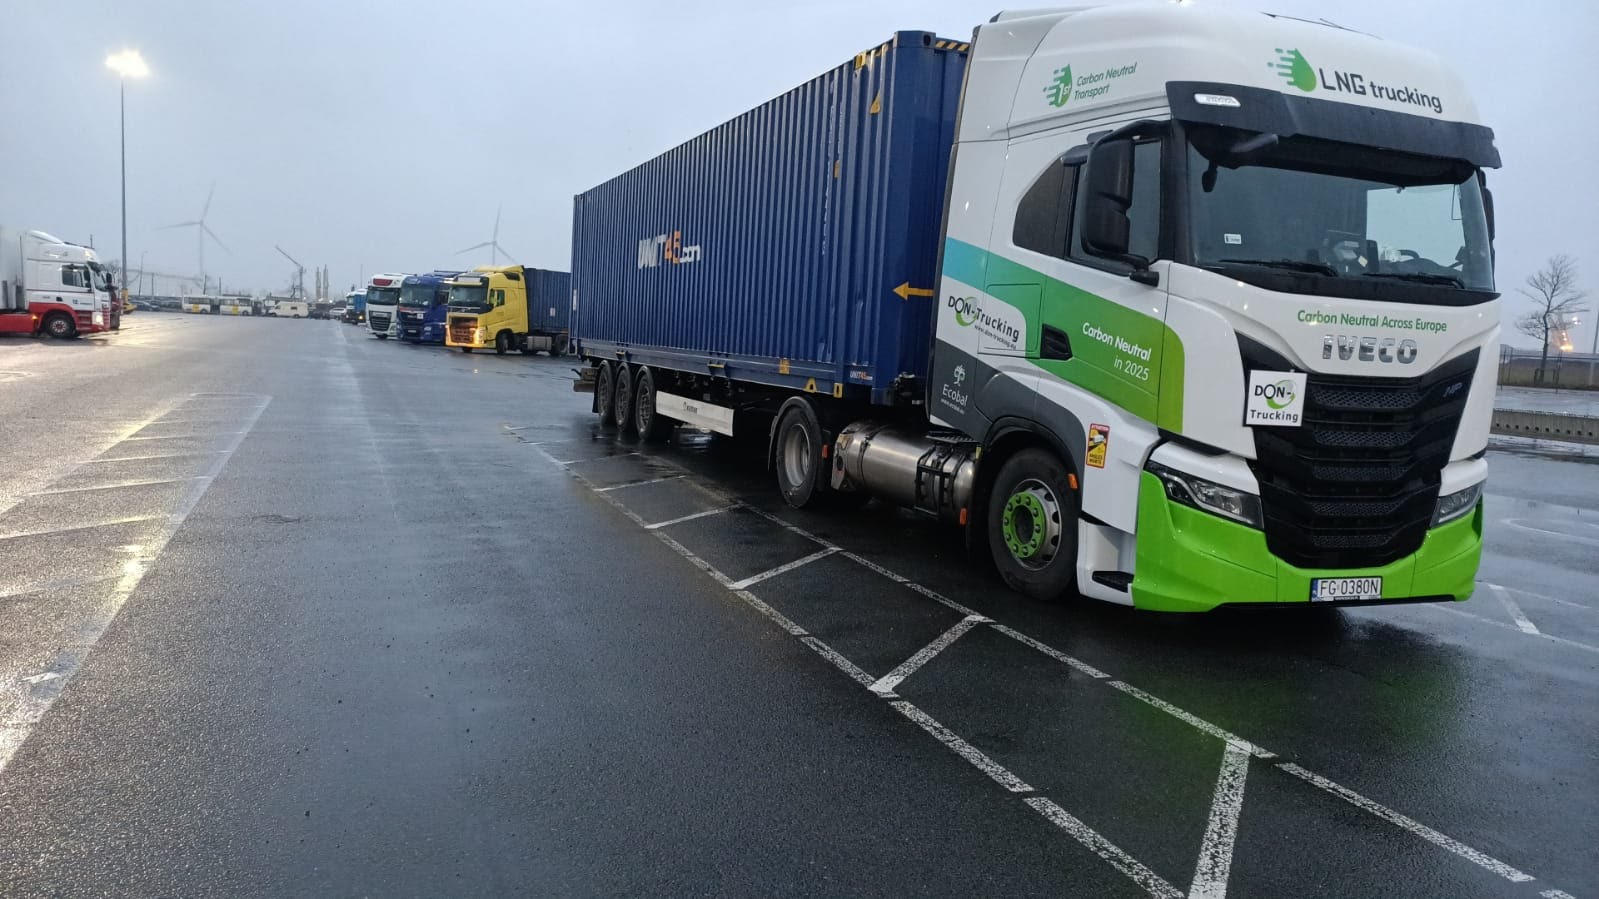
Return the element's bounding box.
[1311,577,1382,602]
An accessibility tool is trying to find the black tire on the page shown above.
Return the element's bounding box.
[633,367,674,443]
[376,333,388,340]
[44,313,76,340]
[613,363,636,434]
[459,346,472,354]
[494,331,510,355]
[595,362,618,426]
[549,337,567,357]
[773,400,829,509]
[986,448,1079,601]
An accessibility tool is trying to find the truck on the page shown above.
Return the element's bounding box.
[365,273,411,338]
[276,300,309,318]
[572,5,1501,613]
[444,265,571,355]
[340,289,366,324]
[0,228,117,339]
[397,270,462,343]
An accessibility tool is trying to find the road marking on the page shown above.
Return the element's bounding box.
[644,507,734,530]
[800,636,878,688]
[1431,603,1599,655]
[119,431,245,441]
[0,574,121,601]
[0,514,168,543]
[728,547,838,590]
[0,396,271,775]
[838,550,984,617]
[1189,743,1252,899]
[91,450,229,463]
[732,589,808,636]
[991,624,1111,679]
[1023,798,1184,899]
[1277,763,1534,883]
[1107,681,1275,760]
[1489,583,1540,634]
[31,477,203,496]
[1491,583,1595,613]
[1502,519,1599,547]
[1541,890,1577,899]
[554,451,642,465]
[593,475,686,492]
[870,614,989,696]
[890,701,1033,793]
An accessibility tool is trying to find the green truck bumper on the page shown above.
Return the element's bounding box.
[1130,471,1483,613]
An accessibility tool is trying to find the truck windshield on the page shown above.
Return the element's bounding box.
[398,285,435,308]
[1186,129,1494,299]
[449,285,489,310]
[367,287,401,306]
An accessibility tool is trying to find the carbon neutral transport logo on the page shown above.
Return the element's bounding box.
[1270,48,1444,114]
[1044,61,1137,107]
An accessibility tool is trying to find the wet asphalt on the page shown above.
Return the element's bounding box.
[0,314,1593,898]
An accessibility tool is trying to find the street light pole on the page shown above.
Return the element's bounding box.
[120,79,127,303]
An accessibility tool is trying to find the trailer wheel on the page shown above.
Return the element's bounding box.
[633,367,674,443]
[44,313,77,340]
[773,399,829,509]
[613,363,637,434]
[986,448,1079,601]
[549,337,567,357]
[595,362,619,426]
[494,331,510,355]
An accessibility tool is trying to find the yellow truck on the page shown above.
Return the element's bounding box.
[443,265,571,355]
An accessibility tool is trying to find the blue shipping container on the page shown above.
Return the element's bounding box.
[527,268,572,334]
[573,32,968,405]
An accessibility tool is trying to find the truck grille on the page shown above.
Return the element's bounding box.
[1239,336,1477,569]
[448,318,476,344]
[369,311,391,329]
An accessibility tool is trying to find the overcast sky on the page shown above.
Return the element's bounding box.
[3,0,1593,345]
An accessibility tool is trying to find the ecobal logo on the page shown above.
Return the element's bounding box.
[637,230,702,268]
[1245,370,1308,427]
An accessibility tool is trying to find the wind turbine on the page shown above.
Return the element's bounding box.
[159,182,228,291]
[276,245,307,300]
[456,205,517,265]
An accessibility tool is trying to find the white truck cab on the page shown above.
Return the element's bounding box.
[0,228,115,339]
[366,273,411,339]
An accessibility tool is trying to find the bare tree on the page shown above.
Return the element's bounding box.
[1515,254,1588,383]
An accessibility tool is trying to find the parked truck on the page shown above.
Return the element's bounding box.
[573,5,1501,612]
[444,265,570,355]
[0,227,117,339]
[397,270,462,344]
[365,273,411,339]
[342,289,366,324]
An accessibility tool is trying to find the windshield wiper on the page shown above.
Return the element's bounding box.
[1363,272,1465,288]
[1215,258,1338,277]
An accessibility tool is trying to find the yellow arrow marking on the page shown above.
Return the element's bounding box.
[894,282,934,300]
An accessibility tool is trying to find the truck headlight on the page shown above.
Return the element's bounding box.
[474,327,487,342]
[1146,461,1263,528]
[1433,481,1483,526]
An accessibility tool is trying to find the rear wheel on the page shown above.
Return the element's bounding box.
[595,362,618,426]
[613,363,636,434]
[773,399,828,509]
[633,367,674,443]
[44,313,76,340]
[986,448,1079,601]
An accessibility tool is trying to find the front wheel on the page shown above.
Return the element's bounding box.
[986,448,1079,601]
[459,346,472,354]
[376,333,388,340]
[44,313,77,340]
[494,332,510,355]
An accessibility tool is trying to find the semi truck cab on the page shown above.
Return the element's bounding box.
[444,265,570,355]
[923,6,1499,609]
[365,274,410,338]
[0,229,116,339]
[397,271,462,343]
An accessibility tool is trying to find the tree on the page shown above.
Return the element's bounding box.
[1514,254,1588,383]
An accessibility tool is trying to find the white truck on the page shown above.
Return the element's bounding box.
[579,5,1502,612]
[365,273,411,339]
[0,228,116,339]
[276,300,309,318]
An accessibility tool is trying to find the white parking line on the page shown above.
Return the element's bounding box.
[1106,681,1275,760]
[119,431,245,441]
[1277,763,1534,883]
[0,514,167,543]
[644,507,734,530]
[801,637,878,688]
[31,477,203,496]
[1489,583,1541,635]
[0,574,121,601]
[1023,798,1184,899]
[870,614,989,696]
[1496,584,1596,613]
[0,396,271,775]
[890,701,1034,793]
[554,451,642,465]
[727,547,838,590]
[732,589,808,636]
[1541,889,1577,899]
[91,450,228,463]
[991,624,1111,679]
[838,550,984,617]
[1431,603,1599,655]
[594,474,685,493]
[1188,743,1252,899]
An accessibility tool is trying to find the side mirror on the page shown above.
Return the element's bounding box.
[1481,186,1495,242]
[1082,137,1153,281]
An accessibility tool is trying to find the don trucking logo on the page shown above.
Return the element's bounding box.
[1270,48,1444,114]
[947,294,1021,351]
[637,230,702,268]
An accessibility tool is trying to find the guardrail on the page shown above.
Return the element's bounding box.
[1491,409,1599,445]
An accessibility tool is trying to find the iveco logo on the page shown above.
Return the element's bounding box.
[1322,335,1419,364]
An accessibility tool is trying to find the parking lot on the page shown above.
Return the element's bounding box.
[0,314,1593,897]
